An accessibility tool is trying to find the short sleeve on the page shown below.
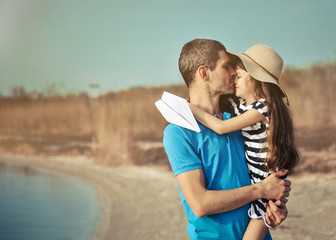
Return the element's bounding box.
[251,100,268,118]
[163,124,202,176]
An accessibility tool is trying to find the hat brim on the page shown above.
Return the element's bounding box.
[227,50,286,96]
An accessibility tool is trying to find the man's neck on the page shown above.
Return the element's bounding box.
[189,88,223,119]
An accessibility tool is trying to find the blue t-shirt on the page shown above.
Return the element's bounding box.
[163,112,272,240]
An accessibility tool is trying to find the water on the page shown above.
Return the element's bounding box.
[0,162,101,240]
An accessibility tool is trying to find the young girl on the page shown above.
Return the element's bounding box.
[188,44,299,240]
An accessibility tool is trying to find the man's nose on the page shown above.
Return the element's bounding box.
[229,65,236,75]
[230,67,237,80]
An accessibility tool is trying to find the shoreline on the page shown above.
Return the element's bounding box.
[0,153,189,240]
[0,153,113,240]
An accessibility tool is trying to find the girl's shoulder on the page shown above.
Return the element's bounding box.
[252,98,267,107]
[250,98,268,118]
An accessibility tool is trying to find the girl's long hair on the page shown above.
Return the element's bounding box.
[253,80,299,172]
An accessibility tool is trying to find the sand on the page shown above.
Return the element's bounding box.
[0,153,335,240]
[0,154,188,240]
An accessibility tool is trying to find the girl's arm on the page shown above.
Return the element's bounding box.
[188,103,266,135]
[243,218,268,240]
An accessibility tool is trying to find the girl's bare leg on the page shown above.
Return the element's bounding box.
[243,218,268,240]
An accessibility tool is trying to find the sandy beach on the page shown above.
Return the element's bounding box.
[0,153,335,240]
[0,154,188,240]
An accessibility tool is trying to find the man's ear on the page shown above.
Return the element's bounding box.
[198,65,208,81]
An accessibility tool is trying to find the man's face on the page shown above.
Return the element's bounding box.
[207,50,236,95]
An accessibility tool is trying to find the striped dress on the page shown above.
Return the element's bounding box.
[229,98,270,221]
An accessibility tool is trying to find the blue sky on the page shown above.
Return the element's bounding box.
[0,0,335,96]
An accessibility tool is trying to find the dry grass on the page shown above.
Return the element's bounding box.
[0,85,188,164]
[0,95,93,135]
[280,62,336,128]
[0,62,335,165]
[91,86,188,165]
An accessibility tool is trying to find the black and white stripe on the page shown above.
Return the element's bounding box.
[229,98,270,220]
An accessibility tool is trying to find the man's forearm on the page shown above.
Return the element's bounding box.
[177,169,265,218]
[196,184,263,217]
[177,169,289,218]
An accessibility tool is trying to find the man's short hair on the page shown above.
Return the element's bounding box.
[178,39,226,87]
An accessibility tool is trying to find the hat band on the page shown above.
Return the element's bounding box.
[242,53,278,81]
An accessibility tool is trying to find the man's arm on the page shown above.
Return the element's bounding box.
[176,168,290,218]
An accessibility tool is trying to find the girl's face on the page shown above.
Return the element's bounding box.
[234,67,256,103]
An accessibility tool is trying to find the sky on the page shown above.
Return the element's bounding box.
[0,0,335,96]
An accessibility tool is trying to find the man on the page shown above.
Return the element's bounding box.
[163,39,290,239]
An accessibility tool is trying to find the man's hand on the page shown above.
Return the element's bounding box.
[265,200,288,228]
[260,170,291,201]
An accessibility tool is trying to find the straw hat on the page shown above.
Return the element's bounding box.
[228,44,286,96]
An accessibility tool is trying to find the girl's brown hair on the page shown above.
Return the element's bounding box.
[253,80,299,172]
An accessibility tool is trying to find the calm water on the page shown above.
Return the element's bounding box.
[0,162,101,240]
